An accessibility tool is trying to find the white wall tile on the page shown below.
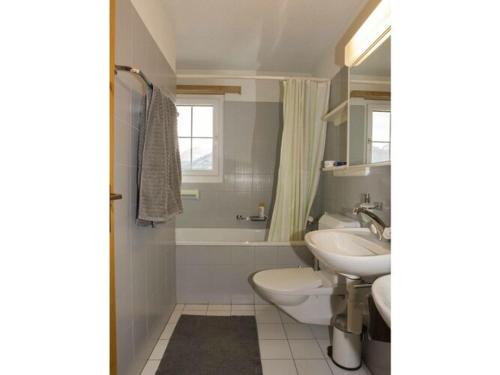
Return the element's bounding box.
[255,246,278,265]
[114,3,177,375]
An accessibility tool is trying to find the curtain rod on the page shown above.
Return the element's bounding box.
[177,73,330,82]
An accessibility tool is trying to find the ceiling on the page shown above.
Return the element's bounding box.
[164,0,367,74]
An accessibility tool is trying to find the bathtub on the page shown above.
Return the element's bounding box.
[175,228,313,304]
[176,228,305,246]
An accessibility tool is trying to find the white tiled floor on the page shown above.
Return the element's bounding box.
[141,304,372,375]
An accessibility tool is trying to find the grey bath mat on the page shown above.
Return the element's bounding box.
[156,315,263,375]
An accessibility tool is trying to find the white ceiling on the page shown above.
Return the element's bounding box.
[164,0,367,74]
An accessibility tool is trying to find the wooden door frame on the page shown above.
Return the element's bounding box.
[110,0,117,374]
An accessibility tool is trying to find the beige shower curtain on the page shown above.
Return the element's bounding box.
[268,79,330,241]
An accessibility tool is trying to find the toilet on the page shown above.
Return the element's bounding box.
[252,213,360,325]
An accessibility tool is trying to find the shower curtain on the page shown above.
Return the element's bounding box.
[268,79,330,241]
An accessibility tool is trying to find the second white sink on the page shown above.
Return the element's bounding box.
[305,228,391,278]
[372,274,391,327]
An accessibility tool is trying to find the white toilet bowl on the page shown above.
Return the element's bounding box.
[253,267,336,325]
[253,213,359,325]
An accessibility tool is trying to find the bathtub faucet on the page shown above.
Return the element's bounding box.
[236,214,268,222]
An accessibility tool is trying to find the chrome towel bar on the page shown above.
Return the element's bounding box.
[115,64,153,88]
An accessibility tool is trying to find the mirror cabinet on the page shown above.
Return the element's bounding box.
[323,35,391,176]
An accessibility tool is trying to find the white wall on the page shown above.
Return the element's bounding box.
[115,1,177,375]
[313,45,341,79]
[131,0,176,71]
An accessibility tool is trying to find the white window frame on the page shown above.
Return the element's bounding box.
[366,101,391,164]
[176,95,224,183]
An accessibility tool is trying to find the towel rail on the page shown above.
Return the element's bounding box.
[114,64,176,103]
[115,64,153,88]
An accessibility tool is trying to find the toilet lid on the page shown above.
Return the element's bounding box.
[253,267,322,293]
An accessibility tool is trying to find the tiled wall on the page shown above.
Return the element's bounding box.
[176,245,314,304]
[177,101,283,229]
[321,165,391,224]
[114,1,176,375]
[320,68,391,225]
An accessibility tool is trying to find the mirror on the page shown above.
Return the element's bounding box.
[348,36,391,166]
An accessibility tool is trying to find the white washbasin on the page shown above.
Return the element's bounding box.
[372,275,391,327]
[304,228,391,278]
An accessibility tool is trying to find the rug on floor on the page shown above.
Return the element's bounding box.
[156,315,263,375]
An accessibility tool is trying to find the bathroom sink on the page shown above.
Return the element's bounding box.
[372,275,391,327]
[304,228,390,278]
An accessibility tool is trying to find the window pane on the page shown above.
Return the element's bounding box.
[178,138,192,171]
[177,106,191,137]
[371,142,390,163]
[191,138,213,170]
[192,106,213,137]
[372,111,391,142]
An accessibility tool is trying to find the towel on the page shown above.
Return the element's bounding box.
[137,85,183,225]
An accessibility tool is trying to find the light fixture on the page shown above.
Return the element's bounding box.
[345,0,391,67]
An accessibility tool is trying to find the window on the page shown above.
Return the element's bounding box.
[367,104,391,164]
[176,95,223,183]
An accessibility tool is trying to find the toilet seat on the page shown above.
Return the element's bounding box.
[252,267,336,324]
[253,267,333,296]
[253,268,322,293]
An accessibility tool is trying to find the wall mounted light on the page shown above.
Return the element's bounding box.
[345,0,391,67]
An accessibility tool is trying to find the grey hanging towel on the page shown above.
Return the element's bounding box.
[137,86,183,225]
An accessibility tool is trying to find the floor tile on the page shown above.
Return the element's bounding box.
[295,359,332,375]
[261,359,298,375]
[207,310,230,316]
[309,324,330,339]
[256,310,282,323]
[231,310,255,316]
[149,339,169,360]
[283,324,314,339]
[258,323,287,339]
[140,360,160,375]
[259,340,292,359]
[173,304,184,312]
[316,339,331,359]
[279,311,299,323]
[160,323,176,340]
[208,304,231,311]
[143,304,369,375]
[231,304,255,310]
[255,305,278,312]
[182,310,207,316]
[327,360,371,375]
[288,340,324,359]
[167,311,182,325]
[183,304,208,311]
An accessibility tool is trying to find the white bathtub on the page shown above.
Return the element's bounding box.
[175,228,312,304]
[175,228,305,246]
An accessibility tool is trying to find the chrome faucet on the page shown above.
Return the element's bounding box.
[353,206,391,241]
